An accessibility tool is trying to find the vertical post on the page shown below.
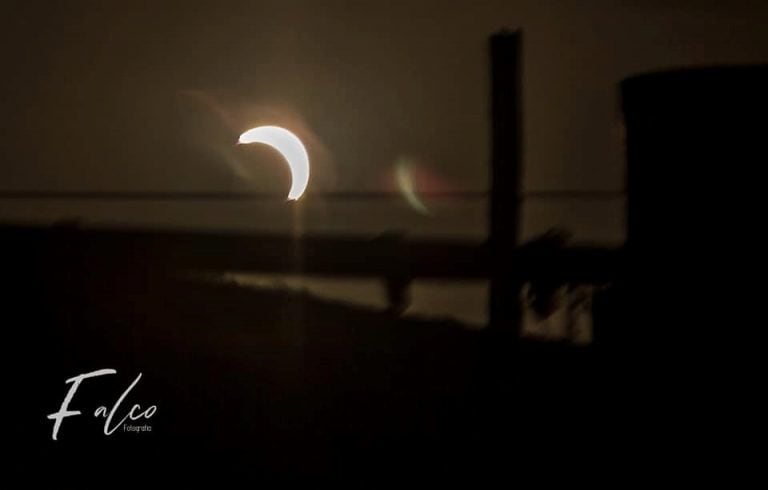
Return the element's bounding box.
[489,30,523,334]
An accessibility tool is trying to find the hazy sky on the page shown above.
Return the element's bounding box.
[2,0,767,242]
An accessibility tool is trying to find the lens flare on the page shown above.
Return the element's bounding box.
[396,158,431,216]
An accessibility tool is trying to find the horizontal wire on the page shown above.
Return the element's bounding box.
[0,190,624,201]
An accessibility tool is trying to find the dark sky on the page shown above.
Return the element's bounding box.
[1,0,767,242]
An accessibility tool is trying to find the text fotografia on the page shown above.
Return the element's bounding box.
[123,424,152,433]
[47,369,156,441]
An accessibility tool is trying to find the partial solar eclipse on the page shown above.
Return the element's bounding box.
[238,126,310,201]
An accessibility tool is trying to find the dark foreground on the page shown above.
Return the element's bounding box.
[5,225,632,484]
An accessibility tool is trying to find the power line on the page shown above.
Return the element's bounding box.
[0,190,624,201]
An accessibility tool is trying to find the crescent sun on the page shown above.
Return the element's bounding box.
[238,126,310,201]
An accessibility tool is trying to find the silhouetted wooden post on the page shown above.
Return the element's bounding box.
[489,30,523,334]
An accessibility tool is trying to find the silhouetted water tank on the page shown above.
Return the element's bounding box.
[621,65,767,346]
